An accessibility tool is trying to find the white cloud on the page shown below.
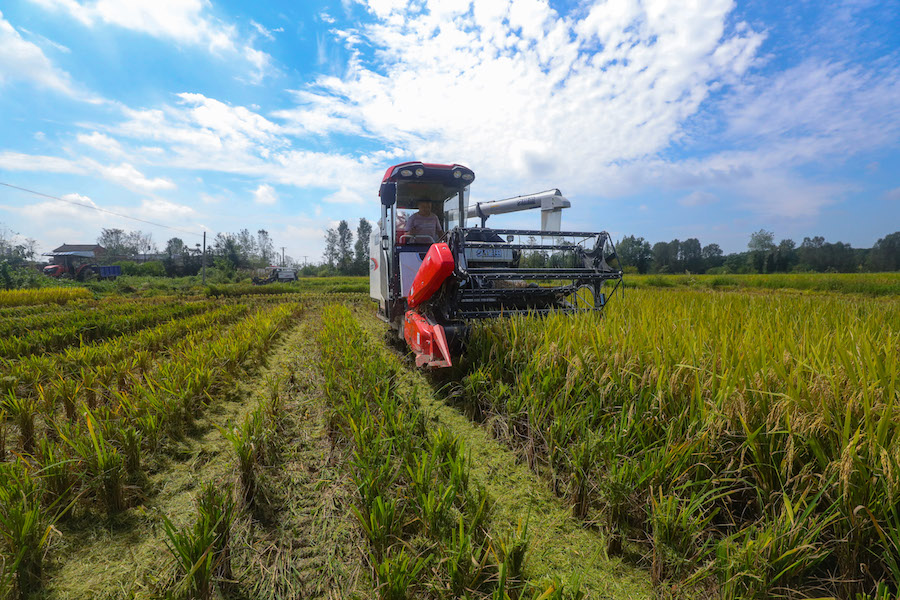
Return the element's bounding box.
[92,161,176,191]
[284,0,766,198]
[77,131,124,155]
[882,187,900,203]
[200,193,223,204]
[137,198,195,220]
[725,60,900,157]
[1,151,175,194]
[17,26,71,53]
[679,191,718,207]
[113,93,286,159]
[253,183,277,205]
[323,186,366,204]
[19,192,100,223]
[250,20,275,40]
[0,11,77,96]
[0,151,85,174]
[28,0,273,81]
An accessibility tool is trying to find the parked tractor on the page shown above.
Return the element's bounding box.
[42,252,121,281]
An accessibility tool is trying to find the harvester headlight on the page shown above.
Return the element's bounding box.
[400,169,413,177]
[415,167,424,177]
[453,170,461,178]
[462,173,474,181]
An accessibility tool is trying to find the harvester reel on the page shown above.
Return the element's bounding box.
[565,284,596,310]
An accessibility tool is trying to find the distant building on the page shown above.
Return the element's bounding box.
[52,244,106,256]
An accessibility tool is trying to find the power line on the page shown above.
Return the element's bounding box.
[0,181,203,238]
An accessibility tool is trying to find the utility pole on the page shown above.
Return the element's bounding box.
[202,231,207,284]
[281,246,286,267]
[303,255,308,266]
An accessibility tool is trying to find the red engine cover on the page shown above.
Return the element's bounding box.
[403,311,452,368]
[407,243,454,308]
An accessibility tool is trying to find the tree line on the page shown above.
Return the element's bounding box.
[94,227,284,278]
[322,219,372,276]
[616,230,900,274]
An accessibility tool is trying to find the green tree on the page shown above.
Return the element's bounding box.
[652,241,680,273]
[774,238,796,272]
[868,231,900,271]
[354,219,372,275]
[337,220,353,274]
[212,233,243,270]
[163,237,186,277]
[748,229,776,273]
[616,235,653,273]
[323,228,338,268]
[681,238,703,273]
[257,229,275,266]
[701,243,724,271]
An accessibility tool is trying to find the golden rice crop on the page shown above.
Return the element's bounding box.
[462,286,900,598]
[0,287,92,307]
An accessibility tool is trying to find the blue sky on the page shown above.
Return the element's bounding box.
[1,0,898,261]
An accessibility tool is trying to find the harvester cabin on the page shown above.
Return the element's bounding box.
[376,163,474,303]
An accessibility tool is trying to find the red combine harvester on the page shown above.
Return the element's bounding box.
[369,161,622,368]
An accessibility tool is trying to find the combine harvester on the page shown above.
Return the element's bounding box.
[369,161,623,368]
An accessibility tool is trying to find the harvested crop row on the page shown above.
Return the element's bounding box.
[0,303,249,397]
[460,286,900,599]
[0,295,197,337]
[318,304,582,600]
[0,301,302,599]
[0,299,216,358]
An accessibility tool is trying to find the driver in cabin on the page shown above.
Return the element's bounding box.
[406,198,443,243]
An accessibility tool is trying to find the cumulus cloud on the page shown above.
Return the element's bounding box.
[19,192,101,223]
[102,95,385,194]
[323,186,366,204]
[92,162,176,191]
[138,198,195,220]
[0,11,77,96]
[253,183,277,204]
[279,0,765,197]
[679,191,718,207]
[725,60,900,157]
[77,131,124,155]
[112,93,286,161]
[261,1,896,220]
[28,0,273,81]
[0,151,85,173]
[1,151,172,193]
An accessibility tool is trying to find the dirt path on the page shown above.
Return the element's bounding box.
[353,306,651,599]
[245,308,369,599]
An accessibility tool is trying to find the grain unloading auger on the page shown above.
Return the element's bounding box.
[369,161,623,368]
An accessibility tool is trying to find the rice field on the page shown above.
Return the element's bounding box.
[0,291,304,599]
[460,285,900,599]
[1,273,897,599]
[0,287,92,307]
[626,271,900,295]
